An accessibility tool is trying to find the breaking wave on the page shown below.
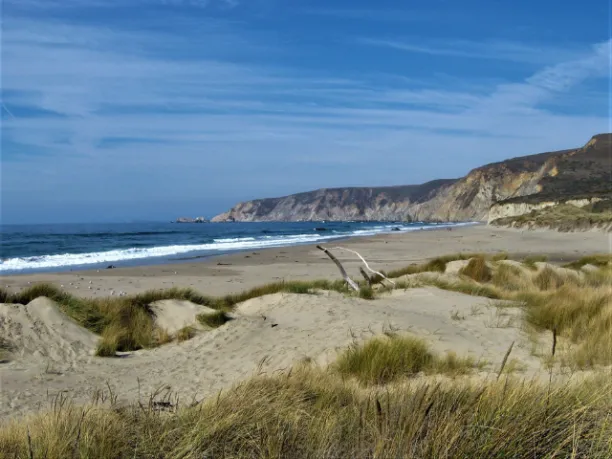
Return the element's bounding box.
[0,222,478,272]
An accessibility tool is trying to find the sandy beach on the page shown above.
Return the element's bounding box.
[2,225,610,297]
[1,225,610,420]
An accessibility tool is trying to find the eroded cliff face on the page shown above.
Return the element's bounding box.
[212,162,552,223]
[488,198,602,224]
[212,134,611,223]
[408,163,557,222]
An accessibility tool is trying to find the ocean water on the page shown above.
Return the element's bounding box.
[0,221,477,274]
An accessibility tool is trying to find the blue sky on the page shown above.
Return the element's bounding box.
[1,0,611,224]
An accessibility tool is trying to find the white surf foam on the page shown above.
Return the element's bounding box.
[0,233,339,271]
[0,222,478,272]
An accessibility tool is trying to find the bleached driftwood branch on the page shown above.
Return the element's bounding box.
[332,246,396,286]
[359,267,372,285]
[316,245,360,291]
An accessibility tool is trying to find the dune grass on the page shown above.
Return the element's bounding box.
[427,277,503,299]
[564,254,612,269]
[523,254,549,269]
[197,310,233,328]
[176,325,197,343]
[414,257,612,369]
[458,256,493,282]
[380,252,612,368]
[1,364,611,458]
[204,279,349,310]
[0,280,352,357]
[357,285,375,299]
[385,252,507,279]
[335,334,478,385]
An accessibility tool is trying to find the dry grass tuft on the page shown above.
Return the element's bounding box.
[197,310,232,328]
[491,263,530,291]
[334,335,477,385]
[532,265,566,290]
[428,278,503,299]
[523,254,549,269]
[459,257,492,282]
[358,285,375,300]
[176,325,197,343]
[564,254,612,270]
[386,252,507,279]
[155,327,174,345]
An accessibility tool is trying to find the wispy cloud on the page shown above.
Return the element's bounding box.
[357,38,583,65]
[299,8,447,22]
[3,0,238,9]
[473,40,611,114]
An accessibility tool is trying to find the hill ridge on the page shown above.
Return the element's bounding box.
[212,134,612,222]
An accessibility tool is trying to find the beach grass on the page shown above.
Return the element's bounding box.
[0,280,350,356]
[385,252,507,279]
[1,362,611,458]
[523,254,549,269]
[407,258,612,368]
[563,254,612,269]
[176,325,197,342]
[458,256,492,282]
[334,334,478,385]
[197,310,233,328]
[357,285,375,299]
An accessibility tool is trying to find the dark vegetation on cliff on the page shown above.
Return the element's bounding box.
[499,134,612,205]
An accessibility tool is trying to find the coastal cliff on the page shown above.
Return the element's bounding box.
[488,198,603,224]
[212,134,612,223]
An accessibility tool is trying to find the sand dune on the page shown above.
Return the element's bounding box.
[0,286,542,419]
[0,297,98,366]
[150,299,216,334]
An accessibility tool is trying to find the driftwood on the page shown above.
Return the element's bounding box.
[359,267,372,285]
[332,246,396,286]
[316,245,360,291]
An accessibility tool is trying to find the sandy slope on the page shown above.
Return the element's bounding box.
[0,298,98,366]
[0,287,543,419]
[150,299,216,334]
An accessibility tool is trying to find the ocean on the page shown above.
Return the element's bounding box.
[0,221,477,274]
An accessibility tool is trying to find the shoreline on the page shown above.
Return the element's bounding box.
[0,222,478,276]
[1,224,609,298]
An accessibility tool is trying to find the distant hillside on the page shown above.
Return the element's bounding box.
[212,134,612,223]
[496,134,612,205]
